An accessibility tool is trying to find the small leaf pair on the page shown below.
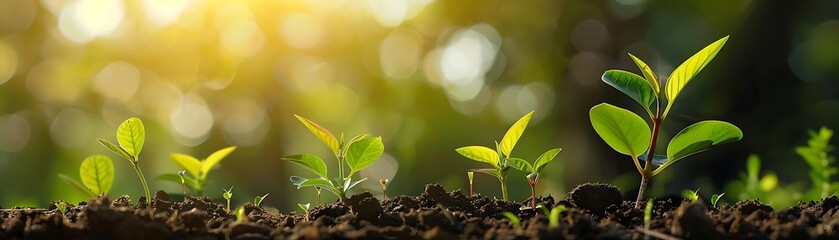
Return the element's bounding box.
[58,155,115,197]
[158,146,237,196]
[98,117,151,204]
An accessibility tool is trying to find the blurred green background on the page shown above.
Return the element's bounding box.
[0,0,837,211]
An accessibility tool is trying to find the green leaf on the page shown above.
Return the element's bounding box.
[549,205,565,228]
[342,134,369,154]
[500,111,534,158]
[346,137,384,175]
[170,153,202,179]
[202,146,236,176]
[601,70,656,113]
[471,168,502,179]
[666,120,742,162]
[253,193,268,206]
[80,155,114,195]
[116,117,145,158]
[506,158,533,172]
[58,174,95,197]
[533,148,561,173]
[156,173,201,191]
[294,114,340,155]
[746,154,760,183]
[663,36,729,118]
[710,193,725,207]
[628,53,660,95]
[282,154,328,178]
[290,176,340,196]
[344,178,367,192]
[98,139,132,162]
[589,103,651,157]
[456,146,500,168]
[502,212,520,228]
[298,203,311,211]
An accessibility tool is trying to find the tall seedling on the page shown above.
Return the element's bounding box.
[98,117,152,204]
[590,36,743,208]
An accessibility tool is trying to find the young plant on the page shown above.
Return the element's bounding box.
[297,203,311,222]
[796,127,837,199]
[501,212,520,228]
[590,36,743,208]
[549,205,565,228]
[711,193,725,207]
[98,117,151,204]
[644,199,653,233]
[725,154,778,200]
[281,115,385,202]
[177,171,187,196]
[253,193,269,207]
[456,111,540,200]
[467,171,474,197]
[379,179,389,200]
[234,206,246,222]
[58,155,115,198]
[682,188,699,202]
[56,202,67,215]
[507,148,561,209]
[159,146,237,196]
[223,186,234,213]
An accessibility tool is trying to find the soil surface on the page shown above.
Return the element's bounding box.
[2,183,839,239]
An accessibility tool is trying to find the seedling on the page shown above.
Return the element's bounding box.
[56,202,67,215]
[58,155,115,197]
[682,188,699,202]
[234,206,246,222]
[297,203,311,222]
[467,171,474,197]
[548,205,565,228]
[281,115,385,202]
[711,193,725,207]
[457,111,548,200]
[796,127,837,199]
[315,187,322,206]
[98,117,152,204]
[590,36,742,208]
[507,148,561,209]
[644,199,653,237]
[501,212,520,228]
[379,179,389,200]
[223,186,234,213]
[726,154,778,200]
[254,193,269,207]
[177,171,187,196]
[159,146,237,196]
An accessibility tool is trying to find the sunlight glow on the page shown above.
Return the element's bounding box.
[58,0,125,43]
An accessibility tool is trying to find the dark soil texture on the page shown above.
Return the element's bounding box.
[2,183,839,239]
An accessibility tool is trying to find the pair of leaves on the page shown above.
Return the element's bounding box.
[170,146,237,180]
[99,117,145,163]
[601,36,729,119]
[457,111,535,169]
[58,155,115,197]
[282,137,384,178]
[156,173,202,191]
[507,148,562,174]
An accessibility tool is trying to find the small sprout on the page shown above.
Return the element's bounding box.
[682,188,700,202]
[590,36,741,208]
[548,205,565,228]
[163,146,237,196]
[508,146,561,209]
[711,193,725,207]
[315,187,322,206]
[467,171,474,197]
[644,199,653,231]
[501,212,520,228]
[177,171,187,196]
[379,178,390,200]
[56,202,67,215]
[234,206,246,222]
[223,186,234,213]
[98,117,151,204]
[297,203,311,222]
[58,155,115,198]
[254,193,269,207]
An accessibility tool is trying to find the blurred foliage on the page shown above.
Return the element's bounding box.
[0,0,837,211]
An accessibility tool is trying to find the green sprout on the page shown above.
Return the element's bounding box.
[682,188,700,202]
[467,171,474,197]
[177,171,187,196]
[159,146,237,196]
[98,117,151,204]
[253,193,269,207]
[549,205,565,228]
[589,36,743,208]
[796,127,837,199]
[456,111,538,200]
[297,203,311,222]
[315,187,322,206]
[501,212,520,228]
[379,179,389,200]
[234,206,246,222]
[58,155,115,198]
[281,115,385,202]
[223,186,234,213]
[56,202,67,215]
[507,147,561,209]
[711,193,725,207]
[725,154,778,201]
[644,199,653,232]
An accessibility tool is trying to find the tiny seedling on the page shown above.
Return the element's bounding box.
[548,205,565,228]
[644,199,653,235]
[58,155,115,198]
[56,202,67,215]
[379,179,390,200]
[727,154,778,200]
[177,171,187,196]
[254,193,269,207]
[223,186,234,213]
[297,203,311,222]
[507,147,561,209]
[682,188,700,202]
[711,193,725,207]
[234,206,246,222]
[501,212,520,228]
[796,127,837,199]
[281,115,384,202]
[590,36,742,208]
[98,117,151,204]
[159,146,237,196]
[467,171,475,197]
[315,187,322,206]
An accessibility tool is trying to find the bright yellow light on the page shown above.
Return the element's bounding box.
[58,0,125,43]
[0,42,17,85]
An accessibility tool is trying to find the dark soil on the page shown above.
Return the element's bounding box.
[3,183,839,239]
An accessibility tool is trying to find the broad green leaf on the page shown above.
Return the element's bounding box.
[506,158,533,172]
[666,120,742,162]
[534,148,561,173]
[639,152,668,166]
[344,178,367,191]
[500,111,534,158]
[281,154,328,178]
[170,153,202,178]
[156,173,201,191]
[471,168,501,179]
[58,174,95,197]
[116,117,145,158]
[346,137,384,174]
[202,146,236,176]
[342,134,369,154]
[294,114,340,154]
[98,139,132,162]
[456,146,500,168]
[663,36,729,118]
[589,103,651,157]
[80,155,114,195]
[601,70,656,113]
[628,53,660,95]
[290,176,339,195]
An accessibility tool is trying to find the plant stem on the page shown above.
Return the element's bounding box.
[637,116,662,209]
[500,175,508,201]
[132,162,151,205]
[530,185,537,208]
[469,182,474,197]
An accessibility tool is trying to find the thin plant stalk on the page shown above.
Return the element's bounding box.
[315,187,322,206]
[527,173,539,208]
[499,175,508,201]
[131,162,152,205]
[636,99,662,209]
